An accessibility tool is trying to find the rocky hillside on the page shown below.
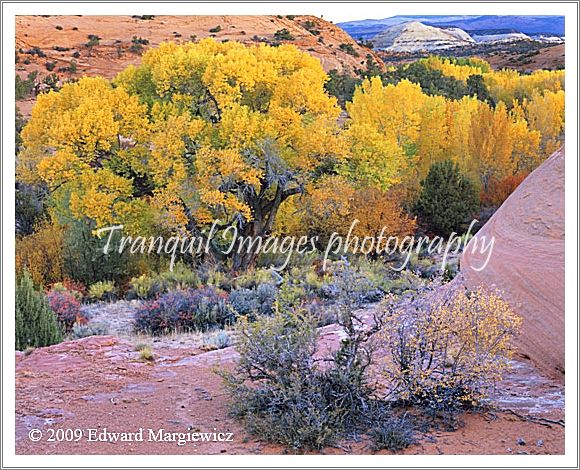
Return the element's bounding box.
[372,21,475,52]
[15,14,382,82]
[462,147,565,381]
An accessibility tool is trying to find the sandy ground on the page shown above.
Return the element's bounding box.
[462,147,565,381]
[16,315,564,455]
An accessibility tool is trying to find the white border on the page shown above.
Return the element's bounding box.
[2,2,578,468]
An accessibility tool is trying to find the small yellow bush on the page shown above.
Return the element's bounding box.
[16,220,64,287]
[380,284,521,410]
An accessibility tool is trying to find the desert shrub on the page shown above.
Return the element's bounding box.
[276,278,309,309]
[368,412,416,452]
[156,262,200,291]
[132,15,155,20]
[298,266,328,295]
[202,267,233,291]
[382,270,426,295]
[224,262,386,450]
[128,264,201,299]
[233,268,278,289]
[88,280,116,302]
[134,286,234,335]
[42,73,60,91]
[25,46,46,57]
[339,43,359,57]
[222,309,336,450]
[274,28,294,40]
[45,61,56,71]
[209,25,222,33]
[414,160,479,236]
[204,330,232,350]
[303,20,320,35]
[380,281,521,413]
[401,253,440,279]
[481,173,527,207]
[16,270,63,350]
[15,71,38,100]
[61,218,131,286]
[129,36,149,54]
[50,280,86,301]
[15,181,48,236]
[47,289,86,332]
[139,346,154,361]
[321,260,384,303]
[72,51,81,58]
[129,274,157,299]
[16,220,64,287]
[86,34,100,46]
[229,283,276,318]
[71,322,109,339]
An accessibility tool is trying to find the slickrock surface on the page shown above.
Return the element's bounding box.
[462,147,565,381]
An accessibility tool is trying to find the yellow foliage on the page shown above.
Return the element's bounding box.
[20,40,565,239]
[522,89,565,156]
[275,178,416,241]
[421,56,489,81]
[347,73,560,199]
[22,40,345,236]
[350,188,416,238]
[305,175,355,238]
[68,169,134,228]
[16,220,64,287]
[381,285,522,406]
[483,68,564,105]
[421,56,564,106]
[22,77,149,156]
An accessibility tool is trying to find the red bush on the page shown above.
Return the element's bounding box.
[481,173,528,207]
[47,290,86,332]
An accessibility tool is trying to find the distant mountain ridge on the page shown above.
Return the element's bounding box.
[368,19,563,52]
[372,21,475,52]
[339,15,564,40]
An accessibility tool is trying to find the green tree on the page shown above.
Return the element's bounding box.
[414,160,479,236]
[467,74,495,106]
[16,270,62,350]
[382,62,468,100]
[325,69,362,107]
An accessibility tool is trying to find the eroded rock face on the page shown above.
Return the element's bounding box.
[462,147,565,381]
[372,21,475,52]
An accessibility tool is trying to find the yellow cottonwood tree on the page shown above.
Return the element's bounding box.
[21,40,352,269]
[20,77,150,230]
[345,78,423,188]
[522,89,565,156]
